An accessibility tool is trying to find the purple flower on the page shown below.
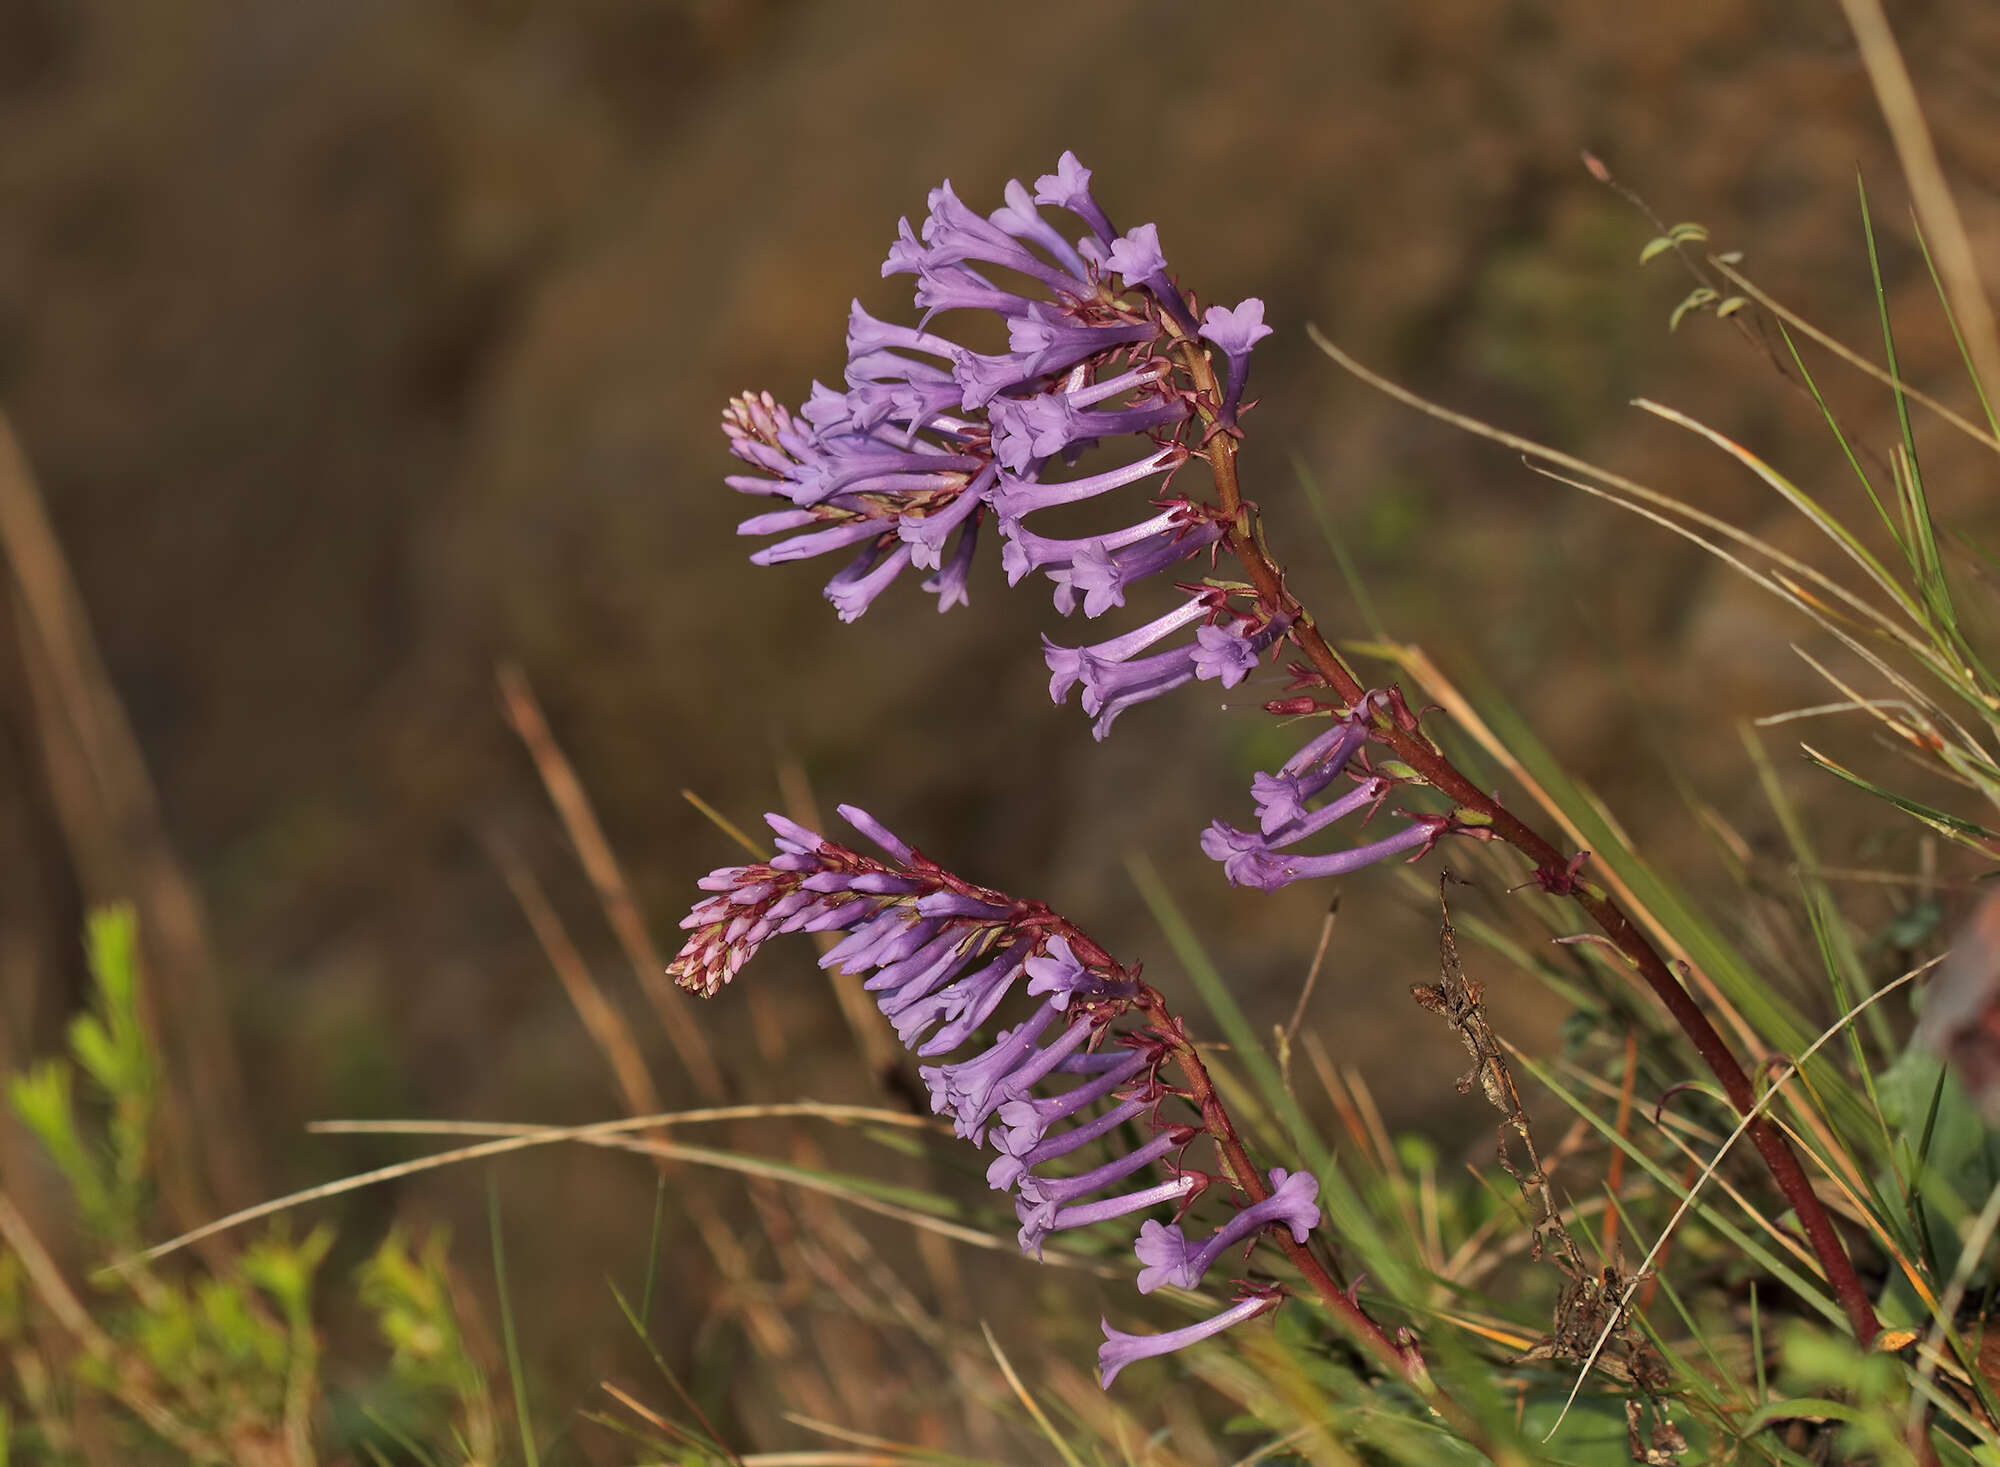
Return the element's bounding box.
[1051,522,1226,619]
[1098,1292,1283,1388]
[1033,151,1115,247]
[1105,223,1195,330]
[674,803,1327,1392]
[1043,604,1288,740]
[1202,810,1446,892]
[1250,711,1373,834]
[991,446,1182,525]
[1019,1174,1200,1260]
[1199,299,1273,424]
[1044,595,1213,704]
[1015,1128,1197,1254]
[1134,1167,1319,1293]
[727,154,1234,625]
[723,386,989,618]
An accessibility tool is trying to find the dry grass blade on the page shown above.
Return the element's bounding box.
[1542,958,1934,1441]
[1374,638,1765,1059]
[981,1319,1086,1467]
[0,412,256,1216]
[1310,324,1929,656]
[126,1104,937,1265]
[1707,259,2000,454]
[496,661,728,1101]
[132,1106,1124,1279]
[1631,398,1915,621]
[1836,0,2000,407]
[484,827,662,1116]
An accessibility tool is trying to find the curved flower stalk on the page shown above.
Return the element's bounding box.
[668,807,1421,1389]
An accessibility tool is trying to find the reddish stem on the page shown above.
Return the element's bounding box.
[1133,984,1519,1460]
[1168,331,1881,1347]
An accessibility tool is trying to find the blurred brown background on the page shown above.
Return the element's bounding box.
[4,0,1999,1446]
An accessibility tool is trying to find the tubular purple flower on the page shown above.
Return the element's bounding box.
[847,301,959,362]
[995,177,1094,278]
[824,541,914,622]
[895,467,990,569]
[1203,813,1446,892]
[1016,1127,1189,1213]
[1079,645,1201,739]
[1134,1167,1320,1294]
[990,1049,1152,1158]
[920,517,980,611]
[1022,934,1106,1010]
[1098,1293,1282,1388]
[1105,223,1196,330]
[987,1093,1156,1192]
[747,518,886,566]
[1198,298,1273,423]
[912,261,1032,322]
[1033,151,1116,246]
[1015,1126,1196,1252]
[1050,522,1225,619]
[910,180,1085,296]
[992,446,1180,524]
[1250,714,1372,834]
[1020,1174,1199,1258]
[992,394,1188,474]
[920,1000,1078,1141]
[866,928,975,1007]
[1044,595,1214,703]
[907,949,1032,1056]
[1010,305,1158,374]
[1190,616,1290,689]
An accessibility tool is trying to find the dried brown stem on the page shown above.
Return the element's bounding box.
[496,662,729,1101]
[0,413,256,1220]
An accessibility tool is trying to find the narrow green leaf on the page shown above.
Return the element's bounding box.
[1125,853,1416,1300]
[1911,212,2000,438]
[486,1178,540,1467]
[1799,743,1999,848]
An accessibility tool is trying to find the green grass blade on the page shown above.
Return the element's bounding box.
[1776,321,1899,549]
[1798,744,2000,851]
[1515,1054,1845,1329]
[1125,852,1416,1300]
[1293,451,1389,642]
[486,1176,541,1467]
[1912,212,2000,439]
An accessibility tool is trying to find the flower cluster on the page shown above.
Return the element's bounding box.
[723,153,1285,738]
[669,807,1322,1385]
[1202,694,1454,892]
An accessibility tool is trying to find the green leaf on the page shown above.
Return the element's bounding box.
[1639,235,1676,265]
[1800,743,2000,849]
[1669,287,1719,332]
